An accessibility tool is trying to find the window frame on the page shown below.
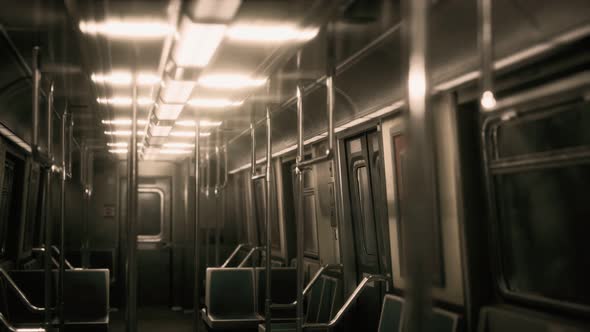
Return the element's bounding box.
[137,187,165,243]
[481,80,590,315]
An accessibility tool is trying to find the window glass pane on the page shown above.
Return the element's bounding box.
[495,165,590,305]
[496,101,590,158]
[137,192,161,236]
[0,159,15,256]
[23,167,40,252]
[356,166,377,256]
[303,193,319,256]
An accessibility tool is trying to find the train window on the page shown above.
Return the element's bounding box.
[137,189,163,242]
[0,159,15,257]
[355,165,377,256]
[496,101,590,158]
[488,99,590,307]
[253,176,281,250]
[22,165,41,253]
[495,166,590,305]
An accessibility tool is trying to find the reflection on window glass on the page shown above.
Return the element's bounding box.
[356,166,377,256]
[137,191,162,237]
[0,160,15,256]
[495,165,590,305]
[496,101,590,158]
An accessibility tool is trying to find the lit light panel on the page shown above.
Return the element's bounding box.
[163,142,195,148]
[226,23,319,43]
[192,0,241,21]
[108,149,128,154]
[91,71,160,86]
[187,98,244,107]
[170,131,211,137]
[175,120,222,127]
[79,20,173,39]
[97,97,154,106]
[173,18,227,68]
[160,78,195,104]
[104,130,146,137]
[198,74,266,90]
[155,103,185,120]
[102,119,149,126]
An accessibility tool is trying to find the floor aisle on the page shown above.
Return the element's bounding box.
[109,307,194,332]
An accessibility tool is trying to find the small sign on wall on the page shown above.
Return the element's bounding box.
[103,205,116,217]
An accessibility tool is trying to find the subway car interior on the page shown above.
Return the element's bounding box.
[0,0,589,331]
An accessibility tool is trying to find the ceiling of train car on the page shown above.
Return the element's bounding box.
[0,0,589,165]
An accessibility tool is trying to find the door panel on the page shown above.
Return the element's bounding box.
[345,131,386,332]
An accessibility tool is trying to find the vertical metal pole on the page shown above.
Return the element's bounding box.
[82,145,90,268]
[250,105,257,176]
[295,51,305,332]
[264,93,273,332]
[58,105,68,332]
[126,73,139,332]
[478,0,496,110]
[193,113,202,332]
[401,0,433,331]
[32,47,40,152]
[204,134,211,267]
[326,22,335,155]
[214,130,221,266]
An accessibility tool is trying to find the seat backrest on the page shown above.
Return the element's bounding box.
[378,294,404,332]
[427,307,460,332]
[478,306,589,332]
[62,269,109,322]
[206,268,256,317]
[7,269,109,323]
[317,276,339,323]
[254,267,296,315]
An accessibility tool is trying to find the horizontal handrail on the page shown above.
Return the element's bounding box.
[221,243,248,268]
[237,246,265,268]
[0,312,45,332]
[251,173,266,181]
[32,246,75,270]
[296,150,333,169]
[303,274,389,329]
[0,268,44,313]
[275,263,344,308]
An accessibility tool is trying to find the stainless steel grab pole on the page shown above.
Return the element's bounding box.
[43,73,54,329]
[126,73,139,332]
[58,105,68,332]
[478,0,496,111]
[295,50,305,332]
[214,130,221,266]
[193,112,202,332]
[264,92,273,332]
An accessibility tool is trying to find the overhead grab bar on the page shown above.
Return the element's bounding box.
[0,268,45,313]
[221,243,248,268]
[303,274,389,329]
[237,246,265,268]
[0,312,45,332]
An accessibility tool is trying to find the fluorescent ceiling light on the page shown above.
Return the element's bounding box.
[108,149,128,154]
[104,130,146,136]
[102,119,149,126]
[155,103,185,120]
[170,131,211,137]
[192,0,241,21]
[226,23,319,43]
[79,20,173,39]
[173,18,226,68]
[97,97,154,106]
[160,149,192,155]
[198,74,266,90]
[149,125,173,137]
[107,142,143,147]
[188,98,243,107]
[161,78,196,103]
[163,142,195,148]
[175,120,222,127]
[91,71,160,86]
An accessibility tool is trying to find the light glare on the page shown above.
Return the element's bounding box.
[198,74,266,90]
[480,90,497,110]
[187,98,244,107]
[173,19,226,68]
[226,23,319,43]
[79,20,173,39]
